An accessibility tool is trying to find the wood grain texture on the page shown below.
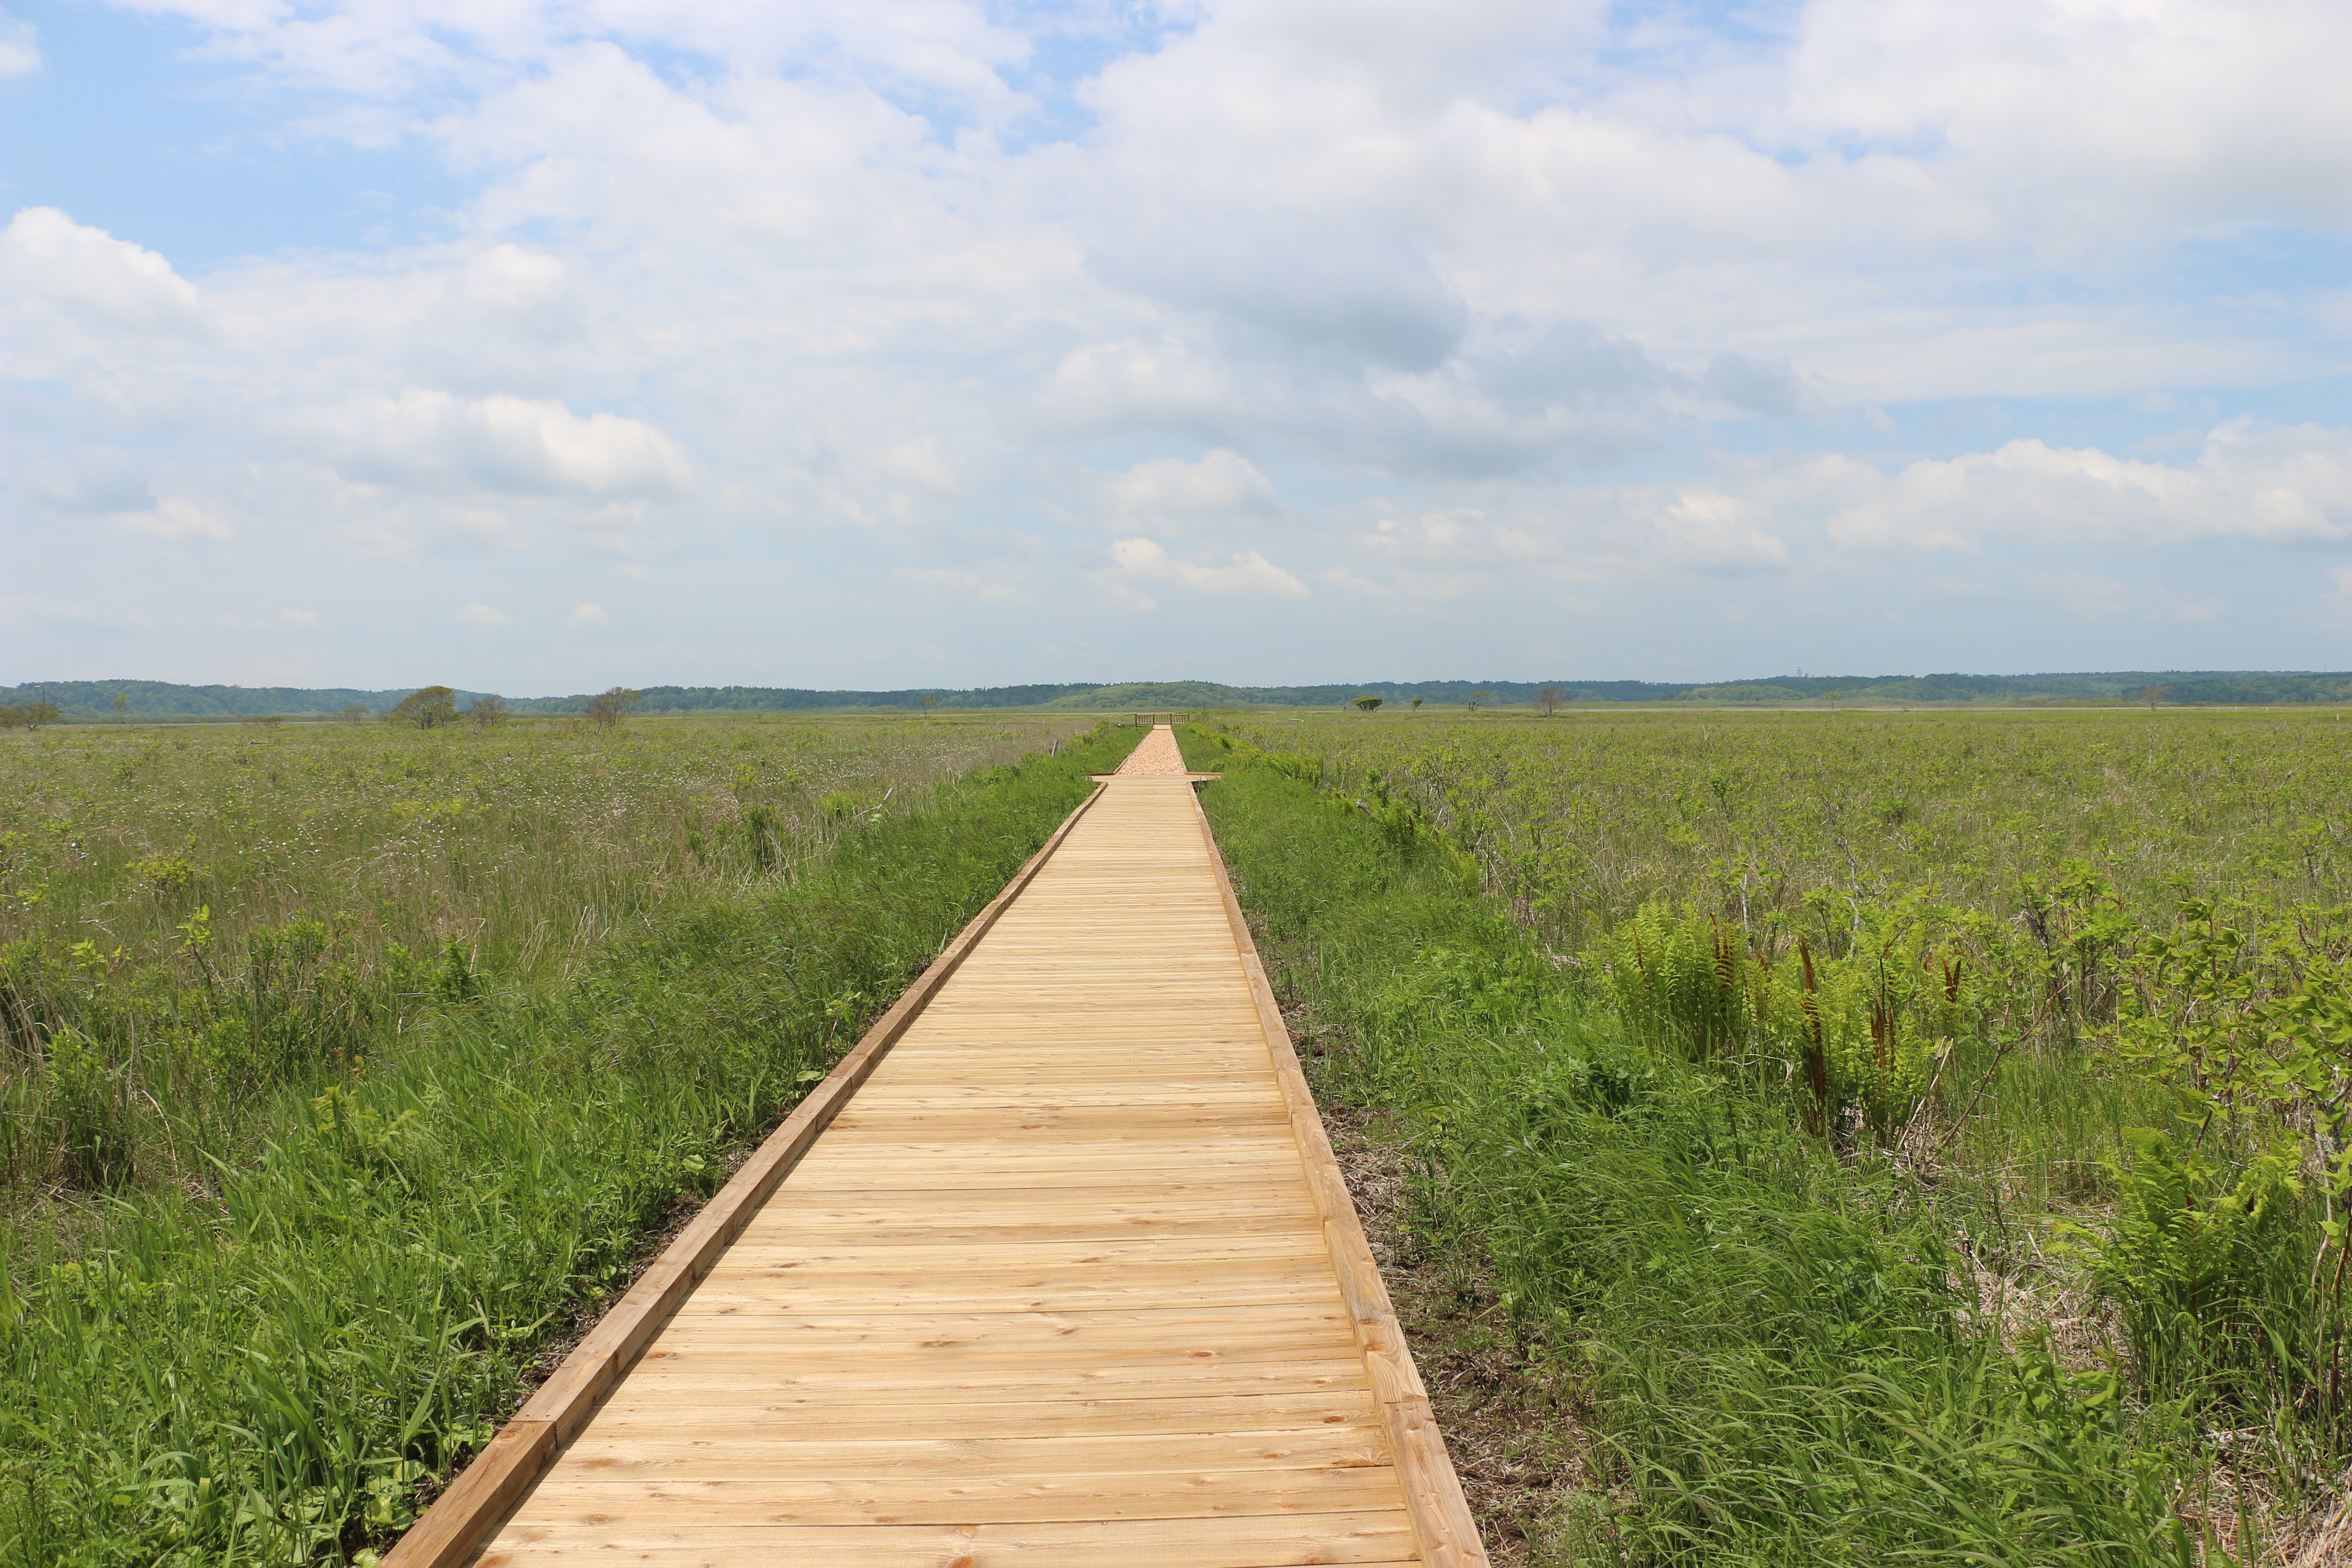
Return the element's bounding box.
[389,727,1485,1567]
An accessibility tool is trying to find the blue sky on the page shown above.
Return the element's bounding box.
[3,0,2347,693]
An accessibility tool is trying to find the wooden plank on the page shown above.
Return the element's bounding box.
[538,1426,1393,1480]
[481,1511,1421,1568]
[643,1307,1355,1348]
[505,1464,1410,1526]
[730,1216,1323,1247]
[594,1365,1372,1405]
[574,1389,1380,1441]
[627,1339,1361,1374]
[664,1282,1346,1314]
[706,1236,1330,1269]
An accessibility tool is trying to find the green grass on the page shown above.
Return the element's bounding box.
[1183,715,2348,1563]
[0,722,1133,1568]
[0,712,1093,1198]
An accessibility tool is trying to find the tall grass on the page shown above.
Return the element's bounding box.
[0,713,1090,1199]
[1185,722,2339,1564]
[0,724,1132,1568]
[1213,708,2352,949]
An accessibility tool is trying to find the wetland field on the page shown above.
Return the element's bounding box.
[1188,706,2352,1565]
[5,701,2350,1565]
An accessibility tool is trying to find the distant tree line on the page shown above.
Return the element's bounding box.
[7,671,2351,723]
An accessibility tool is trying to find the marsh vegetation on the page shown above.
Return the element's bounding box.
[0,713,1115,1566]
[1188,708,2352,1565]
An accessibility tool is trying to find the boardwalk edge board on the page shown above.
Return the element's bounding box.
[382,782,1110,1568]
[1182,779,1494,1568]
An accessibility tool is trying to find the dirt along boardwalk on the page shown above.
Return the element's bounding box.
[391,726,1486,1568]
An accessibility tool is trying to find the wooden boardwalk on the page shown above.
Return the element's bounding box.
[390,728,1485,1568]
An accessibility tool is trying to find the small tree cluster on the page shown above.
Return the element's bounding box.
[1352,695,1384,712]
[387,686,461,729]
[0,701,64,730]
[467,695,510,730]
[584,686,643,729]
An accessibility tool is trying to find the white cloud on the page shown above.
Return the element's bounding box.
[456,602,509,625]
[1105,538,1311,601]
[284,390,693,497]
[565,602,609,625]
[279,608,319,624]
[0,208,206,377]
[0,11,39,78]
[1322,565,1393,597]
[897,568,1030,603]
[1823,420,2352,551]
[1106,449,1280,534]
[1640,491,1792,574]
[120,498,234,542]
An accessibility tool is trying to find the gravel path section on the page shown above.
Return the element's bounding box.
[1112,723,1188,775]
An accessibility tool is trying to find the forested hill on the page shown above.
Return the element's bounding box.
[6,671,2348,720]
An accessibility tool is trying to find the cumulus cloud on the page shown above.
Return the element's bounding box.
[456,602,509,625]
[1104,538,1310,606]
[280,608,319,625]
[1106,450,1280,535]
[1639,491,1793,573]
[1,208,206,376]
[1823,420,2351,551]
[565,602,609,625]
[284,391,693,497]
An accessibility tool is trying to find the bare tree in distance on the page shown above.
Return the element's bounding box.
[1535,685,1565,715]
[1352,695,1383,712]
[584,686,644,729]
[1466,691,1492,711]
[2137,684,2171,710]
[388,686,460,729]
[339,705,368,724]
[467,695,510,730]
